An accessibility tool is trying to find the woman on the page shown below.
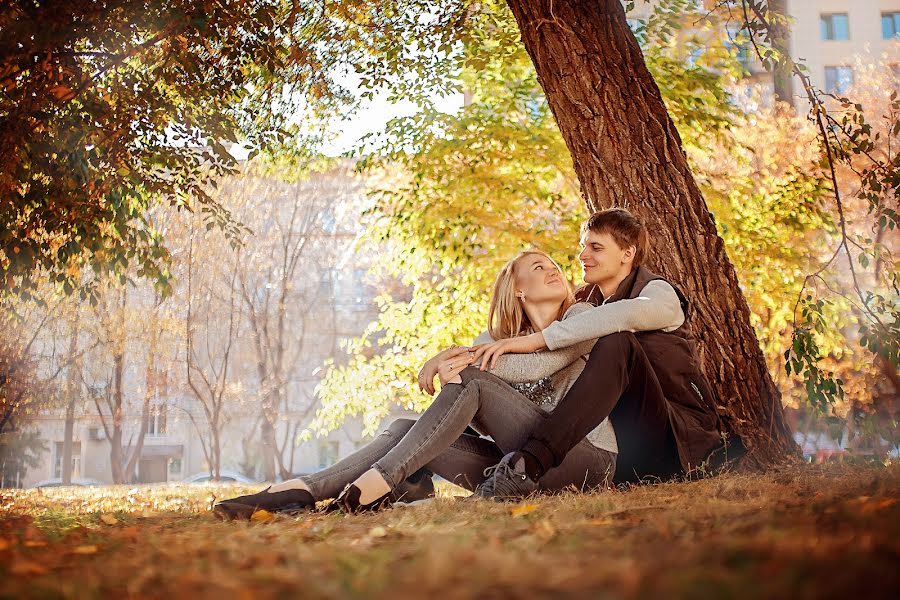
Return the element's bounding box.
[214,250,616,519]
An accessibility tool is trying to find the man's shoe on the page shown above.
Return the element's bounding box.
[474,452,538,501]
[213,486,315,520]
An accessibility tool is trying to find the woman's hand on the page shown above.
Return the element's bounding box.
[436,351,477,387]
[472,332,546,371]
[418,346,473,395]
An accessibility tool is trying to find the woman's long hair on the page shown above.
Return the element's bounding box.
[487,250,574,341]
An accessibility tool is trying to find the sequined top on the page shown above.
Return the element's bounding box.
[510,378,556,407]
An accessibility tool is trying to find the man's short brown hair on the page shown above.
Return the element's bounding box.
[583,208,650,267]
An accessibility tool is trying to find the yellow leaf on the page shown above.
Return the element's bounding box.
[24,540,47,548]
[250,509,275,523]
[368,526,388,538]
[72,545,99,555]
[99,514,118,526]
[510,503,539,518]
[533,519,557,541]
[587,517,614,526]
[10,559,47,576]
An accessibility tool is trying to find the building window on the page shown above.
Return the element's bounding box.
[167,457,182,477]
[726,26,754,69]
[319,207,336,233]
[148,404,167,436]
[824,66,854,95]
[317,441,339,468]
[53,441,82,479]
[334,269,370,309]
[820,14,849,40]
[883,13,900,39]
[319,268,337,297]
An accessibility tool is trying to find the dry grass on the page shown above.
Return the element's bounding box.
[1,462,898,599]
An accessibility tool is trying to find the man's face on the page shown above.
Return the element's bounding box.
[579,230,634,286]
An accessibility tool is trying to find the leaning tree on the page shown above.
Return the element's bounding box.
[503,0,796,464]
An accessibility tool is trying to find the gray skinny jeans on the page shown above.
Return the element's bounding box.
[299,367,616,499]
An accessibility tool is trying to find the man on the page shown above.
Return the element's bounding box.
[470,207,740,497]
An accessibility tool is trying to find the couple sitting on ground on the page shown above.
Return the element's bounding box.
[214,208,739,519]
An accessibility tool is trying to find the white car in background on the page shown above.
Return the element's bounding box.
[30,477,104,488]
[181,470,257,484]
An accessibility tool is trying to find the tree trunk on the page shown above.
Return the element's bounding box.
[505,0,797,465]
[768,0,794,108]
[260,413,277,482]
[61,311,80,485]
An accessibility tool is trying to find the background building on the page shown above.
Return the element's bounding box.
[10,161,419,488]
[627,0,900,102]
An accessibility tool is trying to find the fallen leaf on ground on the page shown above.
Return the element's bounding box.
[368,526,388,538]
[24,540,47,547]
[250,509,275,523]
[533,519,557,540]
[72,545,99,555]
[10,559,48,576]
[857,497,898,515]
[510,503,539,518]
[100,514,118,526]
[0,538,10,551]
[588,517,614,526]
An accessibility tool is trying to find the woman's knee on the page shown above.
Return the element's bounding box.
[459,365,501,386]
[385,418,416,437]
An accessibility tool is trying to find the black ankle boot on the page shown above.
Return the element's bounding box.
[338,467,435,513]
[213,486,315,520]
[394,467,434,503]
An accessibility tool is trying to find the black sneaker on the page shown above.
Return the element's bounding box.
[213,486,315,520]
[474,452,538,501]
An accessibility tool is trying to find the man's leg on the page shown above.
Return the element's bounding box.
[516,332,682,484]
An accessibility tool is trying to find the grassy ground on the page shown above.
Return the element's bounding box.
[1,462,898,599]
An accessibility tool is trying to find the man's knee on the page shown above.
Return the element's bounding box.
[590,331,638,356]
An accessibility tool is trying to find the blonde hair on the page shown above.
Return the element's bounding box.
[487,250,574,340]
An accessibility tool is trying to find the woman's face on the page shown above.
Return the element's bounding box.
[513,254,567,305]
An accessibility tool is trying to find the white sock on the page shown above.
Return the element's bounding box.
[352,469,391,504]
[268,478,311,494]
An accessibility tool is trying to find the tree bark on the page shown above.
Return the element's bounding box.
[61,311,80,485]
[505,0,797,465]
[767,0,794,108]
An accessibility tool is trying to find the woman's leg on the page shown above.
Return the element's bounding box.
[372,367,616,493]
[293,418,505,499]
[425,431,504,492]
[295,419,417,500]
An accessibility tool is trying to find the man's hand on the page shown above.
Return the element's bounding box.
[418,346,473,395]
[472,332,546,371]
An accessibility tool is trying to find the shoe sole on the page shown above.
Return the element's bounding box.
[213,502,312,521]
